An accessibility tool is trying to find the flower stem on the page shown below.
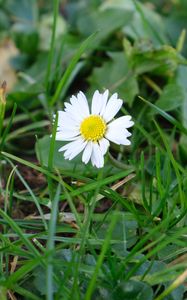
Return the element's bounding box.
[108,152,132,170]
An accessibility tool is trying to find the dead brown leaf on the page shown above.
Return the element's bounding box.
[0,38,18,91]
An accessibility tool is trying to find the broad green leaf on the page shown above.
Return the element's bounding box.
[0,11,10,30]
[5,0,38,23]
[101,0,168,45]
[35,135,119,176]
[113,280,153,300]
[176,66,187,128]
[77,8,134,45]
[164,283,184,300]
[6,0,38,55]
[89,52,138,106]
[33,267,57,296]
[165,5,187,55]
[128,42,182,77]
[96,212,138,256]
[11,23,39,55]
[155,83,184,111]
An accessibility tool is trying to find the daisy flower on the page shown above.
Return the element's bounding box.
[55,90,134,168]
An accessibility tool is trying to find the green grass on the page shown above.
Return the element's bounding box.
[0,0,187,299]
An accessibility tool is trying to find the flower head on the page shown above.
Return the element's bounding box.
[55,90,134,168]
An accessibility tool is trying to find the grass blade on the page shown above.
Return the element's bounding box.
[50,33,96,106]
[46,184,61,300]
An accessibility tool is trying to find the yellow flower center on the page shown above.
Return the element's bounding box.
[80,115,106,141]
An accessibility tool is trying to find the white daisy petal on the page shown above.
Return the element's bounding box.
[57,111,80,125]
[99,89,109,116]
[65,105,83,119]
[70,92,90,117]
[58,124,79,133]
[108,116,134,129]
[55,131,79,141]
[68,111,84,123]
[78,91,88,104]
[91,90,101,114]
[124,129,132,138]
[64,107,83,123]
[54,111,65,128]
[68,141,87,160]
[65,97,87,120]
[58,144,71,152]
[91,143,104,168]
[105,129,121,145]
[82,141,93,164]
[105,115,134,145]
[62,138,87,160]
[123,139,131,145]
[103,93,123,122]
[55,90,134,167]
[91,90,110,115]
[63,127,80,135]
[105,127,131,145]
[99,138,110,155]
[72,93,89,115]
[57,114,80,133]
[77,92,90,116]
[58,137,80,152]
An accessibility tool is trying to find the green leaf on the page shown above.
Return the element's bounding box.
[89,52,138,106]
[96,212,138,256]
[6,0,38,55]
[11,23,39,55]
[0,11,10,30]
[128,42,182,77]
[113,280,153,300]
[176,66,187,128]
[36,135,91,173]
[5,0,38,23]
[35,135,119,176]
[77,8,134,45]
[179,135,187,164]
[102,0,168,45]
[155,83,184,111]
[164,284,184,300]
[33,267,57,296]
[165,7,187,55]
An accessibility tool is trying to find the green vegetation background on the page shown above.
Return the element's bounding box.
[0,0,187,299]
